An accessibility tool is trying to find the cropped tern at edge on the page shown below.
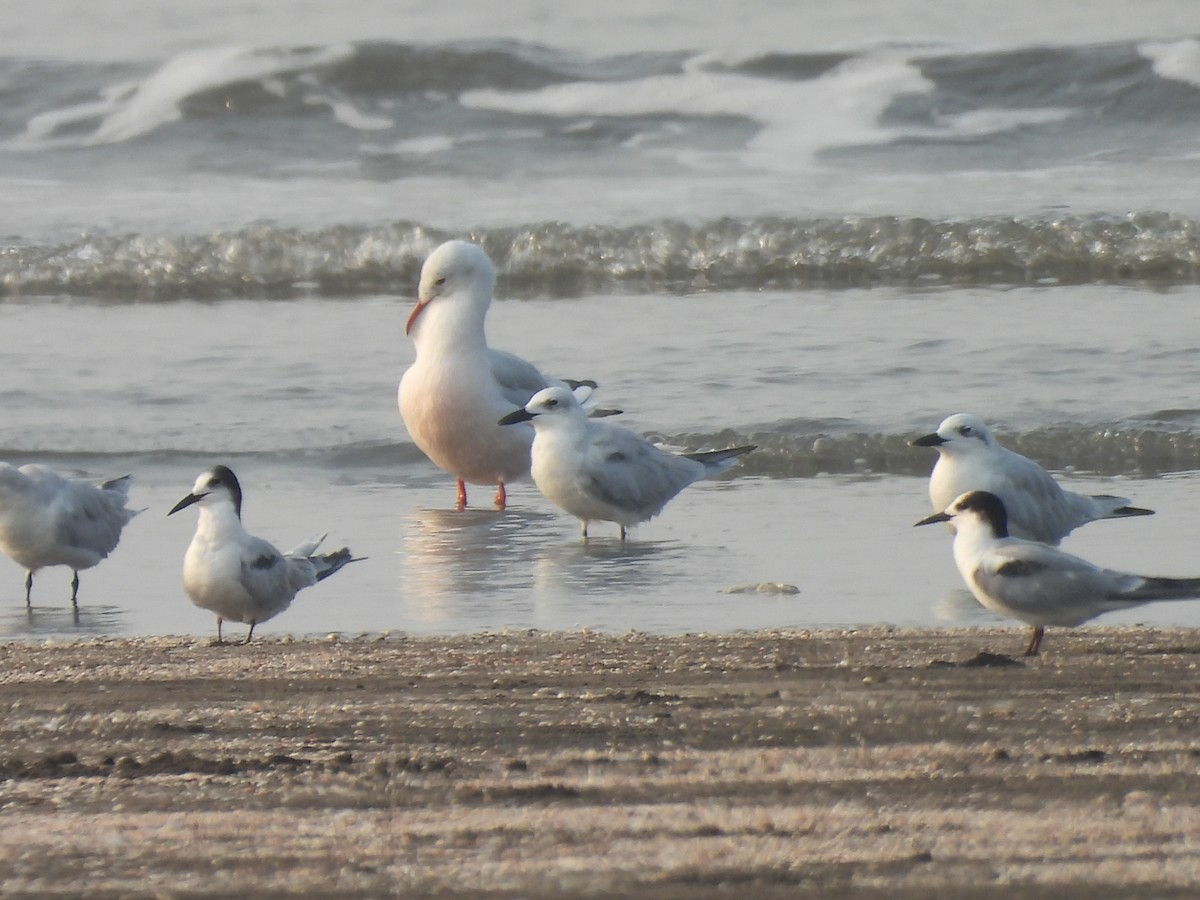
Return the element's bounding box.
[499,385,755,539]
[916,490,1200,657]
[168,466,362,644]
[399,240,616,512]
[0,463,139,607]
[912,413,1152,545]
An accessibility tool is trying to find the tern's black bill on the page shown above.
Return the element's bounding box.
[168,492,204,516]
[498,408,535,426]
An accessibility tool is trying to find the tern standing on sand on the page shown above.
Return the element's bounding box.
[400,240,608,511]
[169,466,360,644]
[500,385,755,539]
[912,413,1152,545]
[0,463,139,608]
[916,490,1200,656]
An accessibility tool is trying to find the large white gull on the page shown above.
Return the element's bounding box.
[399,240,611,511]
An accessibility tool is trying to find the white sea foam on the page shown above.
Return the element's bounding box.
[10,44,357,148]
[462,50,932,172]
[1140,38,1200,88]
[928,107,1076,138]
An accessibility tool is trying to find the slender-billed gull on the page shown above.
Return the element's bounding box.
[912,413,1152,544]
[399,240,612,511]
[499,385,754,539]
[0,463,138,607]
[916,490,1200,656]
[168,465,361,643]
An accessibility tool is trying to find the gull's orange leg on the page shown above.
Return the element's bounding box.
[456,479,468,510]
[494,481,507,510]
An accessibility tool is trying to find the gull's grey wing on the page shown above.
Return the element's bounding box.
[578,426,703,519]
[489,348,552,408]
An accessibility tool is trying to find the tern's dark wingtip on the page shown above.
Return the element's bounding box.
[1113,505,1155,518]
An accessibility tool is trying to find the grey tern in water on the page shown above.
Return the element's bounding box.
[0,463,139,607]
[399,240,616,511]
[916,490,1200,656]
[912,413,1152,545]
[499,385,754,539]
[169,466,361,643]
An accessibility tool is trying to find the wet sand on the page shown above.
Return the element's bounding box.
[2,627,1200,898]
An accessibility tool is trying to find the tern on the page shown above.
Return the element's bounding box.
[499,385,754,539]
[169,465,361,643]
[916,490,1200,656]
[0,463,138,607]
[912,413,1152,544]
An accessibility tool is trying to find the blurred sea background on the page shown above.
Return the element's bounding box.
[4,0,1200,640]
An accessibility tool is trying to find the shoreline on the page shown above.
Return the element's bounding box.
[3,626,1200,897]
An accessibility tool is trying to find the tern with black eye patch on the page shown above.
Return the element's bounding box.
[168,465,363,644]
[500,385,754,540]
[912,413,1152,545]
[916,490,1200,656]
[0,463,139,608]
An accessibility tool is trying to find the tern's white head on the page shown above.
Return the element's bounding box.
[915,489,1009,539]
[911,413,998,455]
[405,240,497,337]
[168,465,245,520]
[497,385,585,428]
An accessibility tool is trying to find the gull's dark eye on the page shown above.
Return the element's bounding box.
[959,425,973,436]
[435,277,446,286]
[546,398,559,408]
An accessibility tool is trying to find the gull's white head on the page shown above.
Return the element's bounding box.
[914,489,1009,539]
[406,240,497,336]
[911,413,997,455]
[497,385,585,428]
[168,465,245,520]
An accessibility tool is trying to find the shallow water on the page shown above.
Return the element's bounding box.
[3,290,1200,640]
[4,463,1198,642]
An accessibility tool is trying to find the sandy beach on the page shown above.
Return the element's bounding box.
[2,626,1200,898]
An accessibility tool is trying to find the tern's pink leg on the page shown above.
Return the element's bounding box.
[494,481,507,510]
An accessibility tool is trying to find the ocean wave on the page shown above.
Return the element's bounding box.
[732,425,1200,479]
[5,422,1200,480]
[4,214,1200,300]
[0,41,688,149]
[2,36,1199,175]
